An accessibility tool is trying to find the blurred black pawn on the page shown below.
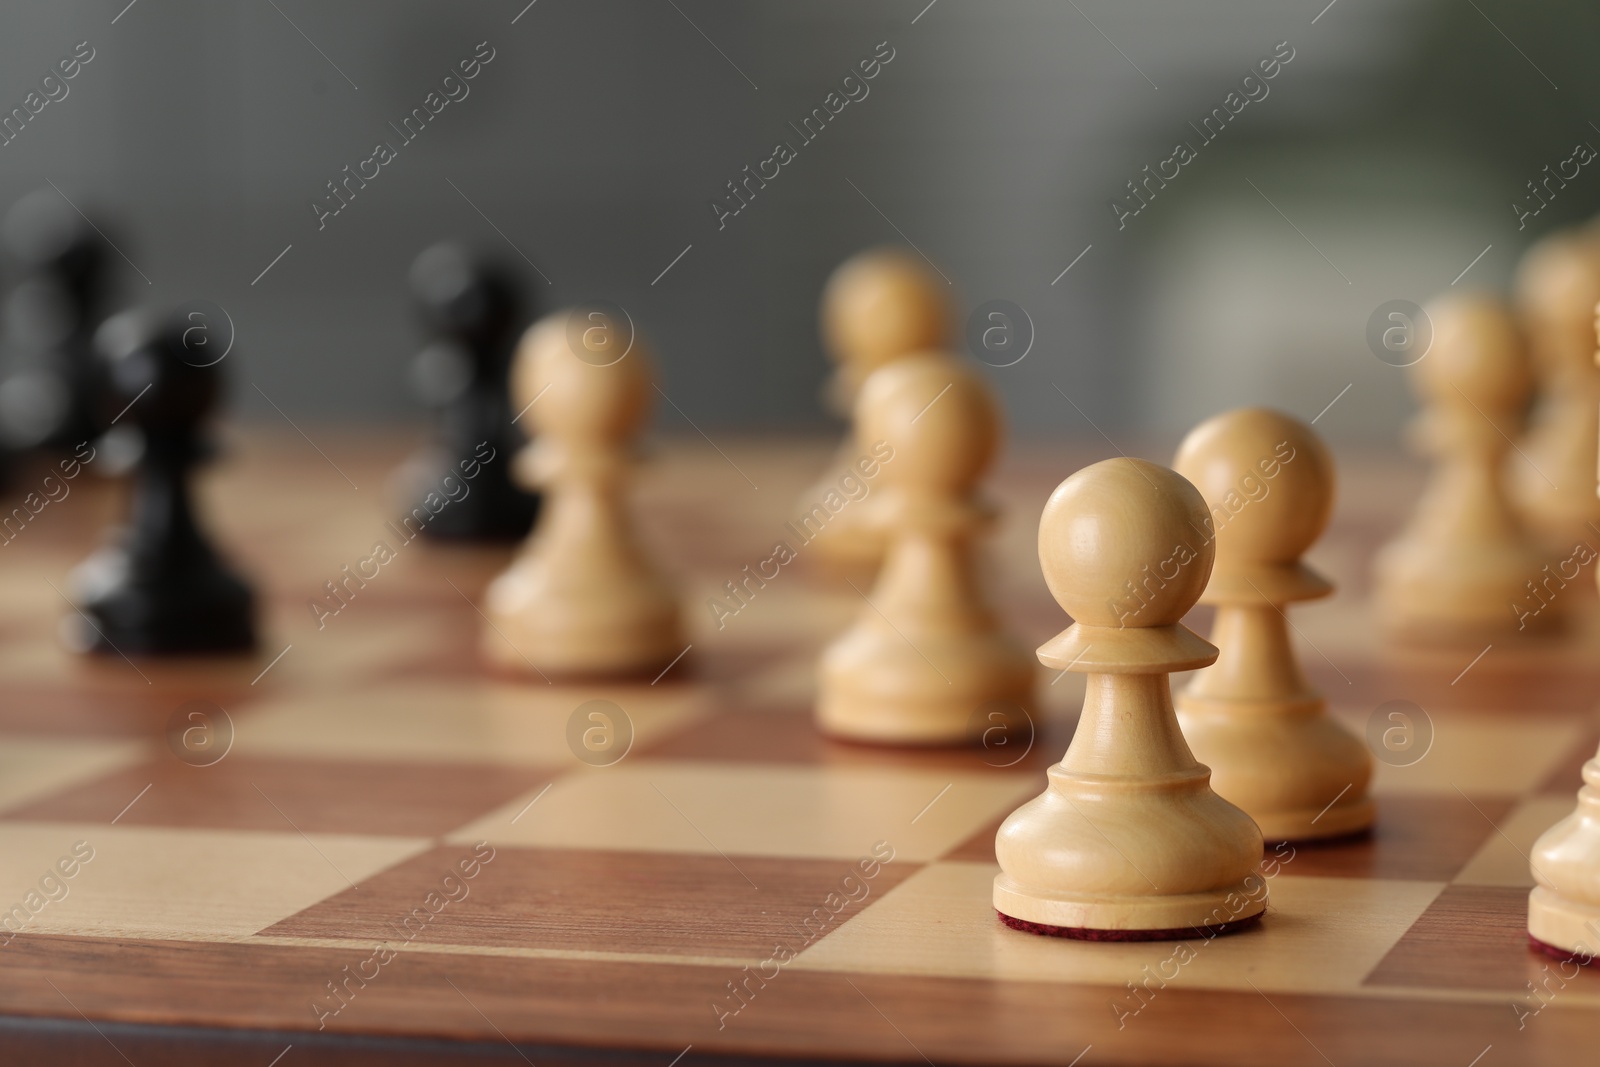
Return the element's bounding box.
[395,243,538,540]
[0,189,111,455]
[67,311,255,655]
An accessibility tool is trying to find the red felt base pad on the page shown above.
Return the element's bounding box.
[997,909,1264,942]
[1529,934,1596,966]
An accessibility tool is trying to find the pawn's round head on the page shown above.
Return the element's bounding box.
[1514,230,1600,368]
[1415,292,1529,410]
[1173,408,1332,568]
[409,243,516,348]
[94,310,220,434]
[1039,458,1214,628]
[820,248,951,377]
[513,307,653,444]
[855,353,998,496]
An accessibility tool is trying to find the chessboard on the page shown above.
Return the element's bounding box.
[0,429,1595,1067]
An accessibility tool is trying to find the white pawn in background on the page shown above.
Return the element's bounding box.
[800,248,952,577]
[1173,408,1374,842]
[816,352,1033,745]
[481,309,682,679]
[1373,293,1556,641]
[993,458,1265,940]
[1511,229,1600,550]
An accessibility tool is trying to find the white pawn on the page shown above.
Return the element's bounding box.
[994,458,1266,939]
[801,248,952,576]
[481,309,681,678]
[1528,743,1600,961]
[1511,229,1600,549]
[1527,298,1600,962]
[1174,408,1374,841]
[1373,293,1554,640]
[816,353,1033,744]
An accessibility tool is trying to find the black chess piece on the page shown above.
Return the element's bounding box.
[400,242,538,540]
[67,311,255,655]
[0,188,111,455]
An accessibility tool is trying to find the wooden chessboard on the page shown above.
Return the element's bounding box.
[0,428,1595,1066]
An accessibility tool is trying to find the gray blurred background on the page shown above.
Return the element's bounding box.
[1,0,1597,441]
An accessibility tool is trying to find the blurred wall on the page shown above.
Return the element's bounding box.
[0,0,1595,439]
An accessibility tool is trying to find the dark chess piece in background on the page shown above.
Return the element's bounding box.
[67,311,255,655]
[393,243,539,541]
[0,188,112,456]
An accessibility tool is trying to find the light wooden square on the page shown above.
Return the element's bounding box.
[0,738,146,813]
[447,760,1036,862]
[1329,709,1586,797]
[0,822,428,941]
[235,681,710,768]
[791,861,1443,996]
[251,610,446,688]
[1453,795,1577,888]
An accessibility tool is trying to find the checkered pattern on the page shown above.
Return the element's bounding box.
[0,434,1596,1066]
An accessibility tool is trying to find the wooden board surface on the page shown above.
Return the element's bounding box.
[0,427,1595,1067]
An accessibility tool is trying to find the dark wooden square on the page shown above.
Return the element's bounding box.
[264,844,919,959]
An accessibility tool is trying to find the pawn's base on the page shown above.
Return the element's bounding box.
[1530,934,1597,964]
[997,909,1262,942]
[480,652,688,686]
[817,623,1034,746]
[816,682,1032,747]
[70,558,255,656]
[1380,611,1562,646]
[1528,886,1600,962]
[993,872,1268,937]
[1178,694,1377,843]
[1373,556,1563,644]
[1269,823,1374,849]
[480,631,683,682]
[481,556,682,680]
[480,606,683,681]
[1255,797,1377,843]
